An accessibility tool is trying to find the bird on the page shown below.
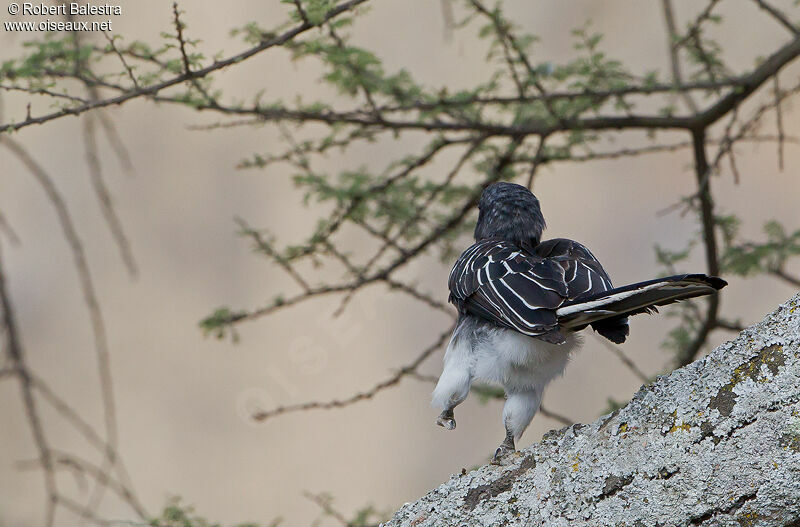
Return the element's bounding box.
[432,181,726,463]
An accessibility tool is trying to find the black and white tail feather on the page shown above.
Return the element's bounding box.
[434,182,727,463]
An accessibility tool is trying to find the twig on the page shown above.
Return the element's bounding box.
[252,326,453,421]
[440,0,455,41]
[538,406,574,427]
[753,0,800,36]
[83,112,139,277]
[173,2,193,76]
[355,136,487,286]
[526,135,549,188]
[0,84,89,104]
[303,492,351,527]
[101,31,139,89]
[774,75,785,170]
[96,112,136,177]
[18,450,142,516]
[661,0,700,113]
[374,80,749,113]
[591,334,649,383]
[469,0,564,124]
[28,372,147,517]
[770,267,800,287]
[716,318,745,332]
[0,241,57,527]
[148,34,800,137]
[0,209,21,246]
[236,217,311,292]
[384,278,454,316]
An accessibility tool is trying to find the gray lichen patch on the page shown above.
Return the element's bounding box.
[709,344,786,417]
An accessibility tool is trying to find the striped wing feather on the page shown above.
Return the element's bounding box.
[448,238,614,337]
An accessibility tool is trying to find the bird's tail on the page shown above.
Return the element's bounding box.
[555,274,727,342]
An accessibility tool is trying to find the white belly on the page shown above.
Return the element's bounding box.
[471,325,580,392]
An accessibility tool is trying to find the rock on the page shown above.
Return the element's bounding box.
[385,293,800,526]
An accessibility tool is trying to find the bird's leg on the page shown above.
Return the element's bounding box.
[492,428,515,463]
[433,380,470,430]
[436,407,456,430]
[432,374,471,430]
[492,388,541,463]
[431,335,473,431]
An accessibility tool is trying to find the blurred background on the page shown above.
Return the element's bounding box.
[1,1,799,525]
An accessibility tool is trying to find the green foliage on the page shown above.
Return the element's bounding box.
[655,210,799,361]
[660,301,702,356]
[287,35,421,103]
[230,22,275,45]
[721,220,800,277]
[4,0,683,335]
[305,493,389,527]
[149,498,276,527]
[471,383,505,403]
[1,33,92,93]
[654,240,696,276]
[349,504,387,527]
[300,0,338,25]
[199,307,245,342]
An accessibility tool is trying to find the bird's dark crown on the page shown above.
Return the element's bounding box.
[474,182,545,249]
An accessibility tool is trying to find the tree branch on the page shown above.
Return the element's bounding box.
[674,128,720,367]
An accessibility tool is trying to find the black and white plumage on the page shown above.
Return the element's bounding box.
[432,182,726,462]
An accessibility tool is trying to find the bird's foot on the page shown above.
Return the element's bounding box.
[491,444,515,465]
[491,432,516,465]
[436,409,456,430]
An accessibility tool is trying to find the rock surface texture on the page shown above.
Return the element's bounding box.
[386,293,800,526]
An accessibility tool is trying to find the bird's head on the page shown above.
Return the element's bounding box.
[474,182,545,249]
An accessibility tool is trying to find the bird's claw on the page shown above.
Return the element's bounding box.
[491,444,515,465]
[436,409,456,430]
[491,432,516,465]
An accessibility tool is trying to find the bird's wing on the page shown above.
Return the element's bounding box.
[534,238,615,300]
[534,238,630,342]
[449,238,613,338]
